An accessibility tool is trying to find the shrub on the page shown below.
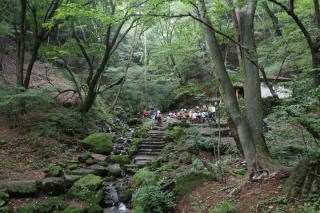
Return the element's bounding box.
[211,201,237,213]
[166,127,184,142]
[132,168,158,187]
[132,185,175,213]
[132,128,149,138]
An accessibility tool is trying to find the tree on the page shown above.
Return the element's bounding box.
[191,0,282,172]
[268,0,320,88]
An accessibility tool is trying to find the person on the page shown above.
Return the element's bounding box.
[115,118,120,125]
[195,106,200,113]
[156,110,162,125]
[143,109,147,118]
[192,112,197,124]
[262,120,269,132]
[201,111,207,123]
[197,112,201,123]
[184,111,189,123]
[208,110,215,122]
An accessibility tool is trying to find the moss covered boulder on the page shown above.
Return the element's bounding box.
[41,177,64,195]
[67,174,103,204]
[105,155,131,165]
[174,171,213,198]
[82,133,113,155]
[44,166,64,177]
[0,180,38,197]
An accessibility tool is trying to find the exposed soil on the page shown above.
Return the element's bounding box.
[175,177,300,213]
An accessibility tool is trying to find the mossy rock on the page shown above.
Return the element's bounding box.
[82,133,113,155]
[44,166,64,177]
[47,197,64,210]
[67,163,81,171]
[175,171,213,198]
[56,162,67,168]
[106,164,122,178]
[78,153,92,163]
[1,180,38,197]
[67,174,103,204]
[41,177,64,195]
[18,206,34,213]
[233,168,246,175]
[87,204,103,213]
[105,155,130,165]
[85,158,97,166]
[63,205,85,213]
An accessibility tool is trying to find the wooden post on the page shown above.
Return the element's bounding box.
[236,88,239,100]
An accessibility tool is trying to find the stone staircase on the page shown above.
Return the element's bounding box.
[133,126,166,166]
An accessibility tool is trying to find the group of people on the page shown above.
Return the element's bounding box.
[167,102,220,124]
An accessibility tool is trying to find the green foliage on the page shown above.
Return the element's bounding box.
[132,168,158,188]
[132,128,149,138]
[166,127,184,142]
[128,138,143,156]
[132,185,175,213]
[0,85,54,115]
[105,155,131,165]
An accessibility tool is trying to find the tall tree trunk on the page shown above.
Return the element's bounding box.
[16,0,27,87]
[262,2,282,36]
[198,0,258,171]
[314,0,320,28]
[236,0,280,170]
[312,48,320,88]
[23,40,41,89]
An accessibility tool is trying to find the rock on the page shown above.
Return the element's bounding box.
[44,166,64,177]
[67,163,81,171]
[116,180,132,203]
[105,155,131,165]
[68,174,104,204]
[103,183,119,207]
[82,133,113,155]
[78,153,92,163]
[56,162,67,168]
[88,165,108,176]
[70,168,96,176]
[106,164,122,178]
[64,175,82,187]
[91,154,107,162]
[0,206,10,213]
[85,158,97,165]
[0,180,38,197]
[41,177,64,195]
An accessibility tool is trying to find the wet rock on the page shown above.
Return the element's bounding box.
[71,168,96,176]
[107,164,122,178]
[42,177,64,195]
[103,182,119,207]
[0,180,38,197]
[78,153,92,163]
[116,180,132,203]
[68,174,104,204]
[88,165,108,176]
[44,166,64,177]
[92,154,107,162]
[64,175,82,187]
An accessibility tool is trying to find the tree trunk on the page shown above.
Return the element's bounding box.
[198,0,258,171]
[236,0,281,171]
[16,0,27,87]
[81,89,97,113]
[314,0,320,28]
[23,40,41,89]
[311,49,320,87]
[262,2,282,36]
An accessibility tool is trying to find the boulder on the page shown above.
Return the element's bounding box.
[106,164,122,178]
[82,133,113,155]
[44,166,64,177]
[41,177,64,195]
[64,175,82,187]
[105,155,131,165]
[68,174,103,204]
[67,163,81,171]
[85,158,97,166]
[70,169,95,176]
[88,165,108,176]
[0,180,38,197]
[91,154,107,162]
[78,153,92,163]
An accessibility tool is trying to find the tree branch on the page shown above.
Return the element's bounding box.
[97,76,124,94]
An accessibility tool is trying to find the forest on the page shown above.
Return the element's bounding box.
[0,0,319,212]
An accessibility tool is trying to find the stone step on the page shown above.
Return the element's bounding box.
[142,140,165,143]
[140,143,165,148]
[136,152,160,156]
[133,155,156,161]
[140,142,165,146]
[139,147,162,152]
